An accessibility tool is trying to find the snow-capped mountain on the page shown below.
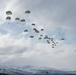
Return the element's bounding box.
[0,65,76,75]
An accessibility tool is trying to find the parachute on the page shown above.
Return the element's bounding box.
[52,44,54,48]
[54,43,56,46]
[52,41,54,44]
[50,38,53,41]
[60,38,65,40]
[6,11,12,15]
[15,17,20,21]
[40,35,43,36]
[44,35,49,39]
[6,11,12,24]
[47,40,50,44]
[31,23,35,26]
[25,10,30,14]
[30,36,34,38]
[5,10,59,49]
[6,16,11,20]
[56,42,58,44]
[21,19,25,22]
[15,17,20,24]
[33,28,39,33]
[41,29,44,31]
[25,10,31,17]
[6,16,11,24]
[24,30,28,32]
[38,37,42,40]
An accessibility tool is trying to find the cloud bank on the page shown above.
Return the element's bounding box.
[0,0,76,71]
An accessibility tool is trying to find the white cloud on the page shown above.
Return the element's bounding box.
[0,0,76,71]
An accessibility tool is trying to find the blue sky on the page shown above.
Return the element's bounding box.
[0,0,76,71]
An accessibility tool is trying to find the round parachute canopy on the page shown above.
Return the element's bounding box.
[33,28,39,33]
[60,38,65,40]
[38,37,42,40]
[21,19,25,22]
[6,16,11,20]
[31,23,35,26]
[54,43,56,46]
[30,36,34,38]
[48,37,52,40]
[40,35,43,36]
[52,41,54,44]
[6,11,12,15]
[47,40,50,44]
[24,30,28,32]
[52,44,54,48]
[44,35,49,39]
[56,42,58,44]
[25,10,30,14]
[41,29,44,31]
[50,38,53,41]
[15,17,20,21]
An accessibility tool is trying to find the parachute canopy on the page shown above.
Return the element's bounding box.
[40,35,43,36]
[44,36,49,39]
[50,38,53,41]
[52,44,54,48]
[6,11,12,15]
[6,16,11,20]
[41,29,44,31]
[30,36,34,38]
[61,38,65,40]
[38,37,42,40]
[15,17,20,21]
[25,10,30,14]
[33,28,39,33]
[31,23,35,26]
[47,40,50,44]
[21,19,25,22]
[24,30,28,32]
[5,10,59,48]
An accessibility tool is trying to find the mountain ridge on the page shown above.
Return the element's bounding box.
[0,65,76,75]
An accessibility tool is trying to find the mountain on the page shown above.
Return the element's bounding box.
[0,65,76,75]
